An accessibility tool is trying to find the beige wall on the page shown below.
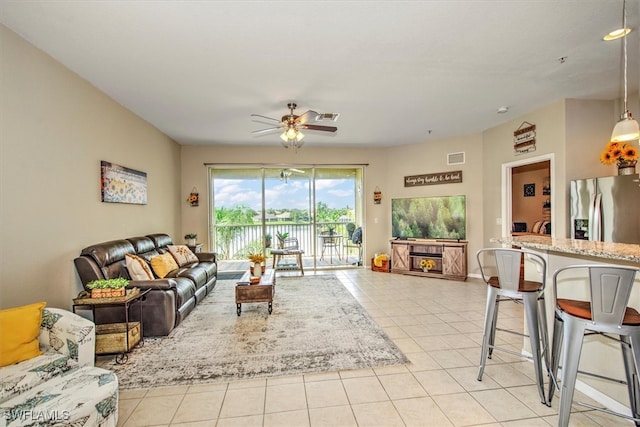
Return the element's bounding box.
[0,25,182,309]
[482,100,567,241]
[382,133,484,276]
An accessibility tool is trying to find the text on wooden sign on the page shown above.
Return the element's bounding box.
[404,171,463,187]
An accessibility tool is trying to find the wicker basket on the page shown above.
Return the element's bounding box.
[90,288,126,298]
[371,258,390,272]
[96,322,141,354]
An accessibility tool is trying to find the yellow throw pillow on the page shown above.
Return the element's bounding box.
[167,245,199,267]
[126,253,154,280]
[0,302,46,367]
[373,254,388,268]
[150,253,179,278]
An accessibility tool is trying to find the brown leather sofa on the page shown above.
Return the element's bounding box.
[74,233,217,336]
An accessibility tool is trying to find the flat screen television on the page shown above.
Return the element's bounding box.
[391,195,466,240]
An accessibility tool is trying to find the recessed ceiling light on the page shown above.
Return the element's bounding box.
[497,106,509,114]
[604,27,631,41]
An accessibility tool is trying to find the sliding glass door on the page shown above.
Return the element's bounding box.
[210,165,363,272]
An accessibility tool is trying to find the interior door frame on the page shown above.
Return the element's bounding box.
[501,153,556,237]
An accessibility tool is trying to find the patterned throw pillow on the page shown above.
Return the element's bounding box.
[125,253,154,280]
[167,245,199,267]
[150,253,179,278]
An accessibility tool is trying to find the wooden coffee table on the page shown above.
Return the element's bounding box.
[235,268,275,316]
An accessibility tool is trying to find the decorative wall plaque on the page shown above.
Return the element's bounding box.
[404,171,463,187]
[514,121,536,155]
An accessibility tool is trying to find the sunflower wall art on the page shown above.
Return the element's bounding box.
[100,160,147,205]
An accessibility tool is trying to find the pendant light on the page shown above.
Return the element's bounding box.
[611,0,640,143]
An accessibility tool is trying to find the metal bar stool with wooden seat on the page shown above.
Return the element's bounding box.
[270,237,304,275]
[476,248,550,404]
[547,264,640,427]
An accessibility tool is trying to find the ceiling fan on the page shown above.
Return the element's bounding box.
[251,102,339,149]
[279,168,305,183]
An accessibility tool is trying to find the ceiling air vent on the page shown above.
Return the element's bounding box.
[447,152,465,165]
[317,113,340,121]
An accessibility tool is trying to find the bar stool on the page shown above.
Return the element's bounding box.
[547,264,640,427]
[476,248,550,404]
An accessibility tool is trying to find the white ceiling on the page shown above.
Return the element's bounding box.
[1,1,639,148]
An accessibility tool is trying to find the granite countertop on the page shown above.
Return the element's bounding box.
[491,235,640,264]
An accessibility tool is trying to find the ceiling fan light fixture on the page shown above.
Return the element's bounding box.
[285,126,298,140]
[252,102,337,149]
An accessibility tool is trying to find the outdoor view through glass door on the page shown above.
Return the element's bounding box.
[210,166,363,273]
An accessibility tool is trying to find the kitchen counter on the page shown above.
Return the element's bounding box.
[491,235,640,264]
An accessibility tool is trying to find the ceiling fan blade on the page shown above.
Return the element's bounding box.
[299,124,337,132]
[296,110,319,124]
[252,126,283,135]
[251,114,282,125]
[289,168,305,174]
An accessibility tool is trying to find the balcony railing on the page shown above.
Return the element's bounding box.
[214,221,354,260]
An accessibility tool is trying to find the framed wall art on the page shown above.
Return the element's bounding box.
[100,161,147,205]
[524,183,535,197]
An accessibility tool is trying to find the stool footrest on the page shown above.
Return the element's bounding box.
[574,401,640,423]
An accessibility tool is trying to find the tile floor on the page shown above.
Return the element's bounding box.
[116,270,632,426]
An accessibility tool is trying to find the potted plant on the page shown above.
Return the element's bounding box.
[248,252,266,276]
[600,141,638,175]
[264,233,272,248]
[184,233,198,246]
[86,277,130,298]
[276,231,289,248]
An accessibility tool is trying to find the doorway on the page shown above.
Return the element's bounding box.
[501,154,555,237]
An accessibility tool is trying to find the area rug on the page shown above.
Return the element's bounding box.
[96,275,408,389]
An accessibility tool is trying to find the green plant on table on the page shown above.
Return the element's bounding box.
[86,277,130,290]
[184,233,198,240]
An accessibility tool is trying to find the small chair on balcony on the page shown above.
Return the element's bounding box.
[271,237,304,275]
[344,226,363,266]
[319,232,342,264]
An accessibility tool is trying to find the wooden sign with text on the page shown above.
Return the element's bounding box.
[404,171,463,187]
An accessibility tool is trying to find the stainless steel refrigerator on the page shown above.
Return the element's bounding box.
[570,174,640,244]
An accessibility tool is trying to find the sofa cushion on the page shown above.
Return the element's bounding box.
[127,236,157,254]
[80,239,135,280]
[167,245,199,266]
[173,266,208,289]
[0,302,46,367]
[147,233,173,251]
[193,261,217,282]
[126,253,154,280]
[172,278,197,307]
[150,253,179,278]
